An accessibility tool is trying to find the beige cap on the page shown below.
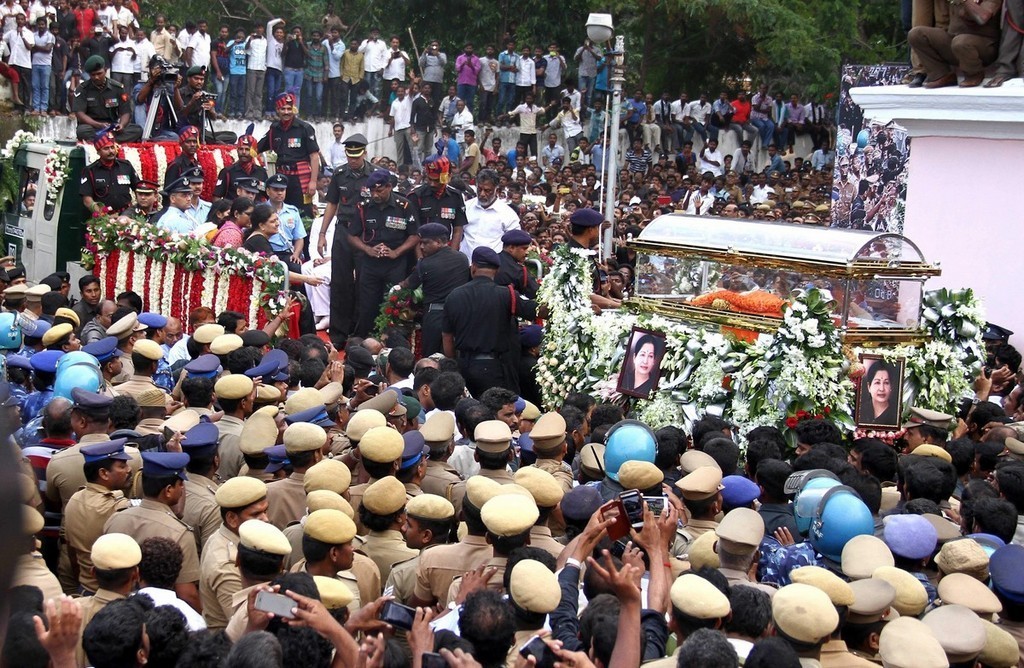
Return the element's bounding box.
[474,420,513,453]
[922,604,986,663]
[255,385,282,404]
[215,477,268,508]
[285,387,325,415]
[359,426,404,463]
[283,422,326,454]
[880,484,901,513]
[254,404,279,418]
[314,575,354,610]
[530,412,567,454]
[679,449,721,475]
[715,507,765,553]
[1005,437,1024,457]
[790,565,855,607]
[346,410,387,443]
[362,476,407,515]
[319,382,345,407]
[215,374,254,400]
[42,323,73,346]
[579,442,606,479]
[238,519,292,555]
[136,388,167,408]
[687,531,720,570]
[979,620,1021,668]
[420,411,456,443]
[521,401,541,421]
[509,559,560,613]
[305,508,357,544]
[24,284,51,302]
[132,338,163,361]
[513,466,564,508]
[22,505,44,535]
[92,533,142,569]
[239,411,279,456]
[210,334,244,355]
[193,324,226,344]
[872,566,929,616]
[406,493,455,521]
[617,460,664,491]
[481,493,538,536]
[937,572,1002,615]
[669,573,730,619]
[934,538,988,581]
[465,476,502,509]
[2,284,26,298]
[908,444,952,464]
[54,307,80,328]
[772,583,839,644]
[303,459,352,495]
[903,407,954,430]
[358,391,399,414]
[848,578,898,624]
[879,617,948,668]
[162,409,199,435]
[306,490,354,517]
[922,513,961,543]
[842,535,894,580]
[106,313,138,340]
[675,466,724,501]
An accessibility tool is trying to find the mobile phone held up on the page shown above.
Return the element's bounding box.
[379,600,416,631]
[519,635,556,668]
[254,590,296,620]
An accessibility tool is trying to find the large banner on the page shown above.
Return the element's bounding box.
[831,64,912,233]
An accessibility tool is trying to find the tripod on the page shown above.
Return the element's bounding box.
[142,83,180,141]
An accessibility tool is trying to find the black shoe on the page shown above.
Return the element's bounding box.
[907,73,926,88]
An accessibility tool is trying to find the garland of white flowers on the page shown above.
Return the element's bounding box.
[0,129,39,159]
[41,146,70,207]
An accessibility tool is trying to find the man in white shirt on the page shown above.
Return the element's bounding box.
[382,35,409,82]
[504,92,542,156]
[460,168,521,257]
[327,122,346,167]
[109,0,134,30]
[477,45,498,122]
[358,27,388,100]
[0,0,21,34]
[264,18,285,116]
[514,45,534,104]
[749,172,775,205]
[323,27,345,118]
[684,93,711,144]
[698,138,723,177]
[450,98,473,145]
[133,28,154,82]
[389,81,413,166]
[4,13,33,107]
[28,15,50,113]
[542,96,583,153]
[244,23,267,119]
[108,23,134,90]
[150,14,176,61]
[680,174,715,216]
[669,92,688,150]
[732,140,753,175]
[95,0,115,30]
[540,132,564,169]
[186,19,211,71]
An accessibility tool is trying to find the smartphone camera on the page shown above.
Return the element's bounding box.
[619,489,644,527]
[519,635,556,668]
[379,600,416,631]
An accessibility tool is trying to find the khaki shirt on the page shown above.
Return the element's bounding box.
[671,518,719,559]
[283,521,306,571]
[114,374,168,401]
[135,417,165,436]
[449,467,515,518]
[63,482,130,592]
[421,460,462,500]
[328,429,351,457]
[530,459,574,494]
[385,550,425,605]
[404,482,423,497]
[351,547,383,605]
[12,551,62,603]
[359,529,417,583]
[348,478,377,534]
[291,559,365,613]
[225,583,260,642]
[820,640,876,668]
[507,629,543,668]
[76,589,125,667]
[413,534,491,605]
[447,555,507,604]
[216,415,245,480]
[643,651,678,668]
[529,525,564,559]
[183,474,222,556]
[112,354,134,384]
[200,525,241,631]
[104,498,201,583]
[265,472,307,529]
[46,437,143,509]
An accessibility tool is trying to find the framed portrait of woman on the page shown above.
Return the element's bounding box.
[855,355,905,429]
[617,327,667,399]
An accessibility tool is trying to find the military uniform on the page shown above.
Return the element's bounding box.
[79,157,139,213]
[407,182,468,236]
[199,525,241,631]
[350,192,419,337]
[63,482,130,592]
[495,250,539,299]
[326,159,375,344]
[72,77,142,142]
[163,154,201,192]
[256,117,319,209]
[213,161,269,199]
[412,534,491,605]
[358,529,417,583]
[183,473,222,556]
[403,245,471,356]
[265,472,307,529]
[215,415,245,480]
[103,498,201,584]
[114,375,169,402]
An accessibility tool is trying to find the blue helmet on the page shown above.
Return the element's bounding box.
[0,312,21,350]
[791,470,841,536]
[603,420,657,482]
[810,486,874,562]
[56,350,100,374]
[53,359,102,400]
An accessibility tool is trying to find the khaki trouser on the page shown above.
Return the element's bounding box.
[910,0,952,72]
[908,26,999,78]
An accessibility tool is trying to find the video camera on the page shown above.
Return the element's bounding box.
[151,55,180,85]
[196,91,218,105]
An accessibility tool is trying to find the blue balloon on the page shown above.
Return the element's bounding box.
[856,129,870,149]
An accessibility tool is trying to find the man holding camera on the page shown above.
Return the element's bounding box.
[134,54,182,140]
[177,65,235,144]
[73,54,142,142]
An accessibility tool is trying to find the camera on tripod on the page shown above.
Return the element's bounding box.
[151,55,180,84]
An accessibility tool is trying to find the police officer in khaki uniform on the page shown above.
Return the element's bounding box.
[339,405,387,482]
[348,423,404,532]
[842,579,897,664]
[672,465,725,559]
[357,476,417,582]
[103,451,202,612]
[645,574,733,668]
[712,507,768,590]
[448,420,516,514]
[293,508,363,613]
[513,466,565,558]
[878,618,948,668]
[314,576,355,616]
[105,311,144,384]
[133,389,170,436]
[507,560,561,654]
[180,422,223,556]
[525,412,573,494]
[12,506,62,603]
[237,410,280,482]
[386,493,456,604]
[63,438,132,593]
[790,567,878,668]
[265,422,327,529]
[76,533,142,667]
[200,477,269,631]
[113,339,170,401]
[224,520,292,642]
[213,374,254,480]
[771,583,843,668]
[419,411,462,501]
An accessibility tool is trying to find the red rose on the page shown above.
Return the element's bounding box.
[785,417,799,428]
[796,410,809,418]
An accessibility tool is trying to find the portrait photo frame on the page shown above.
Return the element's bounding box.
[617,326,668,400]
[855,354,906,429]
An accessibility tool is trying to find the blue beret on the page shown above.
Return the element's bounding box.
[184,354,221,378]
[7,354,32,370]
[366,170,391,187]
[30,350,64,373]
[560,485,604,523]
[471,246,500,268]
[721,475,760,508]
[82,336,122,363]
[518,432,534,453]
[882,513,938,560]
[141,451,190,480]
[71,387,113,409]
[138,312,168,329]
[285,405,336,427]
[501,229,532,246]
[400,431,428,469]
[519,324,542,348]
[245,358,278,380]
[265,349,290,373]
[418,223,450,240]
[514,396,526,413]
[24,320,50,340]
[991,544,1024,603]
[181,421,220,454]
[570,207,604,227]
[263,444,290,473]
[81,438,131,463]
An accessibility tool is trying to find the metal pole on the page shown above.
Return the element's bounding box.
[602,36,625,261]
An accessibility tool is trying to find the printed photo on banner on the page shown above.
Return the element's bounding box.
[617,327,667,399]
[855,354,905,429]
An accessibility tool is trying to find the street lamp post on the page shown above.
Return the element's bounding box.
[586,14,624,261]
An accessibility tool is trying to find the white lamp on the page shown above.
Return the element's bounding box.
[586,13,614,44]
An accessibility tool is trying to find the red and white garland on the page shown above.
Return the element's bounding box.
[82,141,238,200]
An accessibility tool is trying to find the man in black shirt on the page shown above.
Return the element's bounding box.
[213,130,268,199]
[442,246,537,396]
[406,155,467,250]
[348,169,419,337]
[79,128,138,214]
[176,65,235,144]
[410,84,436,168]
[163,125,201,191]
[399,222,470,356]
[72,54,142,142]
[257,92,320,215]
[567,207,621,313]
[494,229,538,299]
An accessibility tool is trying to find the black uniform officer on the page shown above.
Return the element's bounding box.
[399,223,471,357]
[494,229,539,299]
[349,169,420,337]
[72,55,143,143]
[320,133,375,347]
[442,246,537,397]
[257,92,320,216]
[213,132,269,199]
[163,125,201,193]
[567,207,605,293]
[79,128,139,214]
[407,155,468,249]
[129,180,161,222]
